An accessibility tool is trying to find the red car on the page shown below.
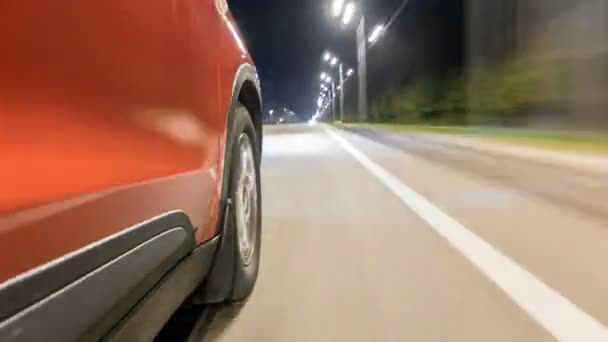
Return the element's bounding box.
[0,0,262,340]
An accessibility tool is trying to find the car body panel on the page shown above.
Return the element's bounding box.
[0,0,257,287]
[0,211,219,342]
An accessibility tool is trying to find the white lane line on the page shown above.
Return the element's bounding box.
[325,127,608,342]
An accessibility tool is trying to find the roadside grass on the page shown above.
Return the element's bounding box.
[338,122,608,154]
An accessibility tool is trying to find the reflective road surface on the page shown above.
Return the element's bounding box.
[190,124,608,342]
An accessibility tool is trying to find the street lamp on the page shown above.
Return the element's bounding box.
[321,51,351,122]
[346,68,354,77]
[323,51,332,62]
[342,3,356,25]
[321,49,357,122]
[329,0,367,121]
[321,74,336,121]
[329,0,386,122]
[368,24,384,44]
[331,0,344,17]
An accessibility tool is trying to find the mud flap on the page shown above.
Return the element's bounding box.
[197,199,236,304]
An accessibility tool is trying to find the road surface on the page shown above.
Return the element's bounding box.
[195,123,608,342]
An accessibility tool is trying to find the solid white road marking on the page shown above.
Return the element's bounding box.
[325,127,608,342]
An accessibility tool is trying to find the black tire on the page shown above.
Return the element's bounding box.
[224,105,262,302]
[155,105,261,341]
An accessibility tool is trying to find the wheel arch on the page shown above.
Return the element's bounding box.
[197,63,262,304]
[233,64,263,154]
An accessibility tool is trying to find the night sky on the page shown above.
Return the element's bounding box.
[229,0,464,119]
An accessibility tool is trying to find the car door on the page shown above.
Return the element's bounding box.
[0,0,230,339]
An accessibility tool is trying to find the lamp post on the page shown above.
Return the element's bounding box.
[320,72,336,121]
[321,51,358,122]
[356,15,367,122]
[325,75,336,121]
[329,1,386,122]
[321,52,345,122]
[330,1,367,121]
[330,81,336,122]
[339,62,344,122]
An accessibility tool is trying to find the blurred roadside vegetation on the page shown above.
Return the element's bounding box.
[363,50,608,129]
[343,122,608,154]
[350,47,608,152]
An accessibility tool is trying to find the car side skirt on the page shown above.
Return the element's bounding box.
[0,211,217,342]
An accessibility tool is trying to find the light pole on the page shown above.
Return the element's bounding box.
[339,62,344,122]
[356,15,367,122]
[321,52,358,122]
[320,73,336,121]
[330,81,336,121]
[330,1,367,121]
[321,51,346,122]
[324,75,336,121]
[329,1,386,122]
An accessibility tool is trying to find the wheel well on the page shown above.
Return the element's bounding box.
[238,80,263,151]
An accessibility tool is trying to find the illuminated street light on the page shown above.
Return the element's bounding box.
[342,3,356,25]
[327,3,371,121]
[320,72,328,81]
[328,1,367,120]
[331,0,344,18]
[368,24,385,44]
[321,50,346,121]
[346,68,354,77]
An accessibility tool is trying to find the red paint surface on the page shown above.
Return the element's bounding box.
[0,0,254,283]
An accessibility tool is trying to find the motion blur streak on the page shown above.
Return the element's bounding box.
[325,127,608,342]
[206,124,608,342]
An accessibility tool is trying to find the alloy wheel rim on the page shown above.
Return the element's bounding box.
[234,133,258,266]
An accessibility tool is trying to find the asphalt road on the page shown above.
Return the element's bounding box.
[196,123,608,342]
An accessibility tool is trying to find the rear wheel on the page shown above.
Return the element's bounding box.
[156,106,261,340]
[227,106,262,301]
